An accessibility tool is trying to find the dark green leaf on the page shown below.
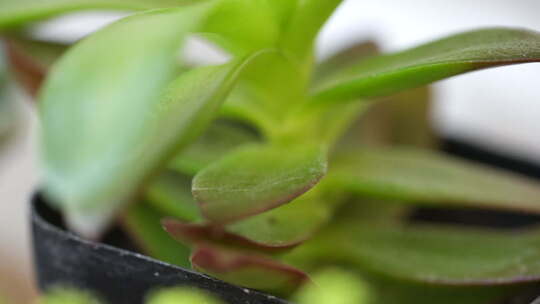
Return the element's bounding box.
[191,245,309,295]
[192,144,327,223]
[122,202,191,268]
[331,147,540,213]
[169,121,258,175]
[313,28,540,102]
[327,223,540,285]
[226,189,331,247]
[146,171,201,222]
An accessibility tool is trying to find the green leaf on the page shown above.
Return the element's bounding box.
[313,28,540,102]
[293,268,371,304]
[192,144,327,223]
[314,40,379,85]
[146,171,201,222]
[122,202,191,268]
[226,189,331,247]
[280,0,343,65]
[40,6,263,237]
[335,86,436,150]
[190,245,309,295]
[331,147,540,213]
[40,287,101,304]
[146,287,224,304]
[169,121,258,175]
[324,223,540,285]
[0,0,198,29]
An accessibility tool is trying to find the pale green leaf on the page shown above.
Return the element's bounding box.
[40,6,263,237]
[146,287,224,304]
[192,144,327,223]
[314,28,540,102]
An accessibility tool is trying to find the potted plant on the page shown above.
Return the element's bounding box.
[2,1,540,303]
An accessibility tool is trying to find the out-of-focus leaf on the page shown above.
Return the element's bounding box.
[226,189,331,248]
[336,86,436,150]
[192,144,327,223]
[162,218,297,253]
[123,202,191,268]
[146,287,224,304]
[169,121,258,175]
[294,268,371,304]
[40,287,101,304]
[321,223,540,286]
[4,39,47,97]
[0,43,17,145]
[331,147,540,213]
[314,40,379,85]
[4,37,67,67]
[0,0,200,29]
[281,0,343,66]
[222,50,305,138]
[201,0,281,56]
[40,6,266,237]
[191,245,309,295]
[146,172,201,222]
[313,28,540,102]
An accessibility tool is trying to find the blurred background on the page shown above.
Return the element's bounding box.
[1,0,540,302]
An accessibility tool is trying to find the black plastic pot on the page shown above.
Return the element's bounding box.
[31,194,289,304]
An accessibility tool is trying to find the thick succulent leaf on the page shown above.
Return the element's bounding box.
[336,86,436,150]
[331,147,540,213]
[191,245,309,295]
[122,202,191,268]
[169,121,258,175]
[222,50,305,138]
[162,218,297,253]
[146,171,201,222]
[314,40,379,85]
[147,287,224,304]
[226,189,331,248]
[325,223,540,285]
[281,0,343,64]
[40,6,263,237]
[192,144,327,223]
[0,0,198,29]
[201,0,281,56]
[293,269,371,304]
[313,28,540,102]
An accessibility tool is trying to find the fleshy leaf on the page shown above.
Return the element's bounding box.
[0,0,199,29]
[122,202,191,268]
[169,121,258,175]
[192,144,327,223]
[40,6,265,237]
[146,172,201,222]
[162,218,297,252]
[293,268,371,304]
[324,223,540,285]
[335,86,436,150]
[313,28,540,102]
[147,287,224,304]
[331,147,540,213]
[226,189,331,247]
[191,245,309,295]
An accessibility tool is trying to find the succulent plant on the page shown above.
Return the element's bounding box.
[3,1,540,303]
